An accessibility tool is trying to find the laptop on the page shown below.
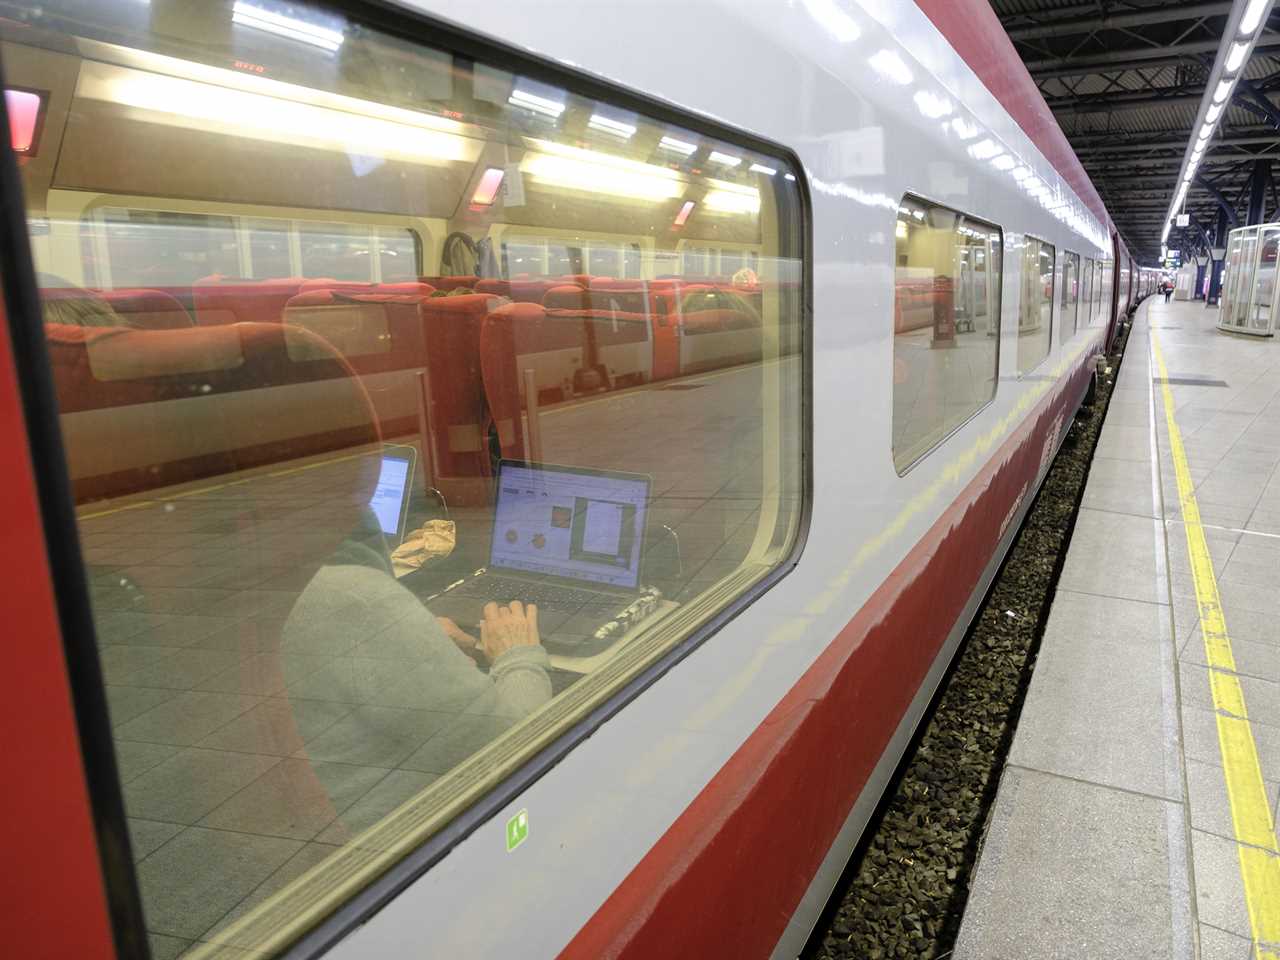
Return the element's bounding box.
[369,444,417,545]
[425,460,661,657]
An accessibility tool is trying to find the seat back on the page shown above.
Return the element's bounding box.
[192,275,305,326]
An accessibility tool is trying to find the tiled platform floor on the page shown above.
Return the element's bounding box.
[956,297,1280,960]
[82,361,775,956]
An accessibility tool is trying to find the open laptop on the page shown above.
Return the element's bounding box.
[426,460,659,656]
[369,444,417,545]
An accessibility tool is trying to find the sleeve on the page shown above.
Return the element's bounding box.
[480,644,554,719]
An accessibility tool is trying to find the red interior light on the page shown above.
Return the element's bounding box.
[7,89,42,155]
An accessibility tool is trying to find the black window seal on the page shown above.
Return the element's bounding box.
[0,2,815,958]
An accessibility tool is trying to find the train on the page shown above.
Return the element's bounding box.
[0,1,1157,958]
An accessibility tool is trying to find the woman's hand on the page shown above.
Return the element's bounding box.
[437,616,480,654]
[479,600,540,662]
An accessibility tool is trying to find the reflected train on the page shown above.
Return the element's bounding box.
[2,1,1157,959]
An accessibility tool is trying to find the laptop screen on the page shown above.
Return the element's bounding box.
[489,463,650,589]
[369,450,413,540]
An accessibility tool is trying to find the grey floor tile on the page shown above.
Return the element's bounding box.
[314,768,438,845]
[114,690,263,746]
[1185,757,1280,842]
[207,840,342,937]
[128,648,248,690]
[1094,423,1152,462]
[148,933,193,960]
[400,714,512,776]
[129,817,183,861]
[1180,662,1280,729]
[1176,601,1278,650]
[298,706,452,767]
[1183,705,1280,772]
[953,767,1186,960]
[124,748,280,824]
[198,697,351,756]
[1057,508,1165,605]
[1217,579,1280,617]
[136,826,302,940]
[106,685,181,727]
[99,645,182,685]
[1008,591,1177,798]
[132,615,239,649]
[190,618,289,653]
[1197,924,1252,960]
[114,740,180,783]
[198,652,331,697]
[1190,829,1252,940]
[94,611,180,644]
[200,758,387,841]
[1081,457,1158,518]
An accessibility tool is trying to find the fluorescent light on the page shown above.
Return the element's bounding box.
[913,90,952,119]
[470,167,504,206]
[1226,41,1249,73]
[707,150,742,167]
[870,50,913,85]
[521,139,681,202]
[1205,102,1224,124]
[748,162,777,176]
[658,135,697,157]
[508,88,565,118]
[1212,79,1232,104]
[673,200,695,226]
[970,138,1001,160]
[702,179,761,214]
[1201,120,1215,139]
[232,2,343,52]
[588,113,636,139]
[1240,0,1267,35]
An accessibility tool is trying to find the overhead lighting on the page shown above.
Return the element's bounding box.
[232,1,344,52]
[950,117,979,140]
[470,167,504,206]
[1201,120,1215,139]
[707,150,742,167]
[588,113,636,139]
[970,138,1001,160]
[869,50,913,86]
[658,135,697,157]
[702,179,761,214]
[1225,41,1249,73]
[748,162,777,176]
[1205,102,1224,124]
[508,88,565,118]
[992,154,1015,170]
[521,139,682,202]
[1212,79,1233,104]
[1012,166,1031,182]
[673,200,695,226]
[1240,0,1268,35]
[913,90,952,119]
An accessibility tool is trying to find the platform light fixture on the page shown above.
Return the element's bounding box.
[658,135,697,157]
[231,1,344,52]
[1162,0,1276,248]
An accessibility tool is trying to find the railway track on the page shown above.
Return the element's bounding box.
[802,317,1134,960]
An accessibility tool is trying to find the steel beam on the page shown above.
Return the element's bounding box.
[1074,133,1280,155]
[1006,3,1233,41]
[1028,38,1280,79]
[1247,158,1272,224]
[1045,89,1206,116]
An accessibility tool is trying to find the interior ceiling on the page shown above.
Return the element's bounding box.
[990,0,1280,264]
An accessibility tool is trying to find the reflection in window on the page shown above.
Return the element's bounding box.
[13,3,806,956]
[1061,251,1079,342]
[893,196,1002,472]
[1017,236,1053,375]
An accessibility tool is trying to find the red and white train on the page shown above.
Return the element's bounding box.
[1,1,1155,958]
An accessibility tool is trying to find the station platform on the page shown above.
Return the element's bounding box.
[955,296,1280,960]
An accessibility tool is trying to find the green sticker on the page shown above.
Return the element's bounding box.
[506,809,529,852]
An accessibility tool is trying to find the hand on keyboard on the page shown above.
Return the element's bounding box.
[480,600,541,662]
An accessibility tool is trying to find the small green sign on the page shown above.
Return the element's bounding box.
[506,809,529,852]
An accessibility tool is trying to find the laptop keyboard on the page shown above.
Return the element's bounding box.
[458,575,614,610]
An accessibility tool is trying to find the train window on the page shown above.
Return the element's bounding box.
[91,209,239,288]
[9,2,805,956]
[1017,236,1054,376]
[1061,251,1079,341]
[892,197,1001,472]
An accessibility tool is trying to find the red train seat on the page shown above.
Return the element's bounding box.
[192,275,305,326]
[96,288,193,330]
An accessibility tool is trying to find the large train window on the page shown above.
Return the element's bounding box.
[1017,235,1054,376]
[892,195,1002,473]
[1061,251,1080,341]
[7,1,805,955]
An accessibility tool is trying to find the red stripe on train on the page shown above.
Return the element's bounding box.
[558,348,1097,959]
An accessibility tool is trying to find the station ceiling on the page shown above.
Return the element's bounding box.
[992,0,1280,263]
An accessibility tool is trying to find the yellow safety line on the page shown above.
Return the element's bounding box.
[1152,334,1280,960]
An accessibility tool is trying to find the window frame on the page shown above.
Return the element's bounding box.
[890,192,1004,475]
[1016,233,1055,378]
[1060,249,1080,343]
[0,5,815,959]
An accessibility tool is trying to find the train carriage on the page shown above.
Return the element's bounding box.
[0,1,1153,958]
